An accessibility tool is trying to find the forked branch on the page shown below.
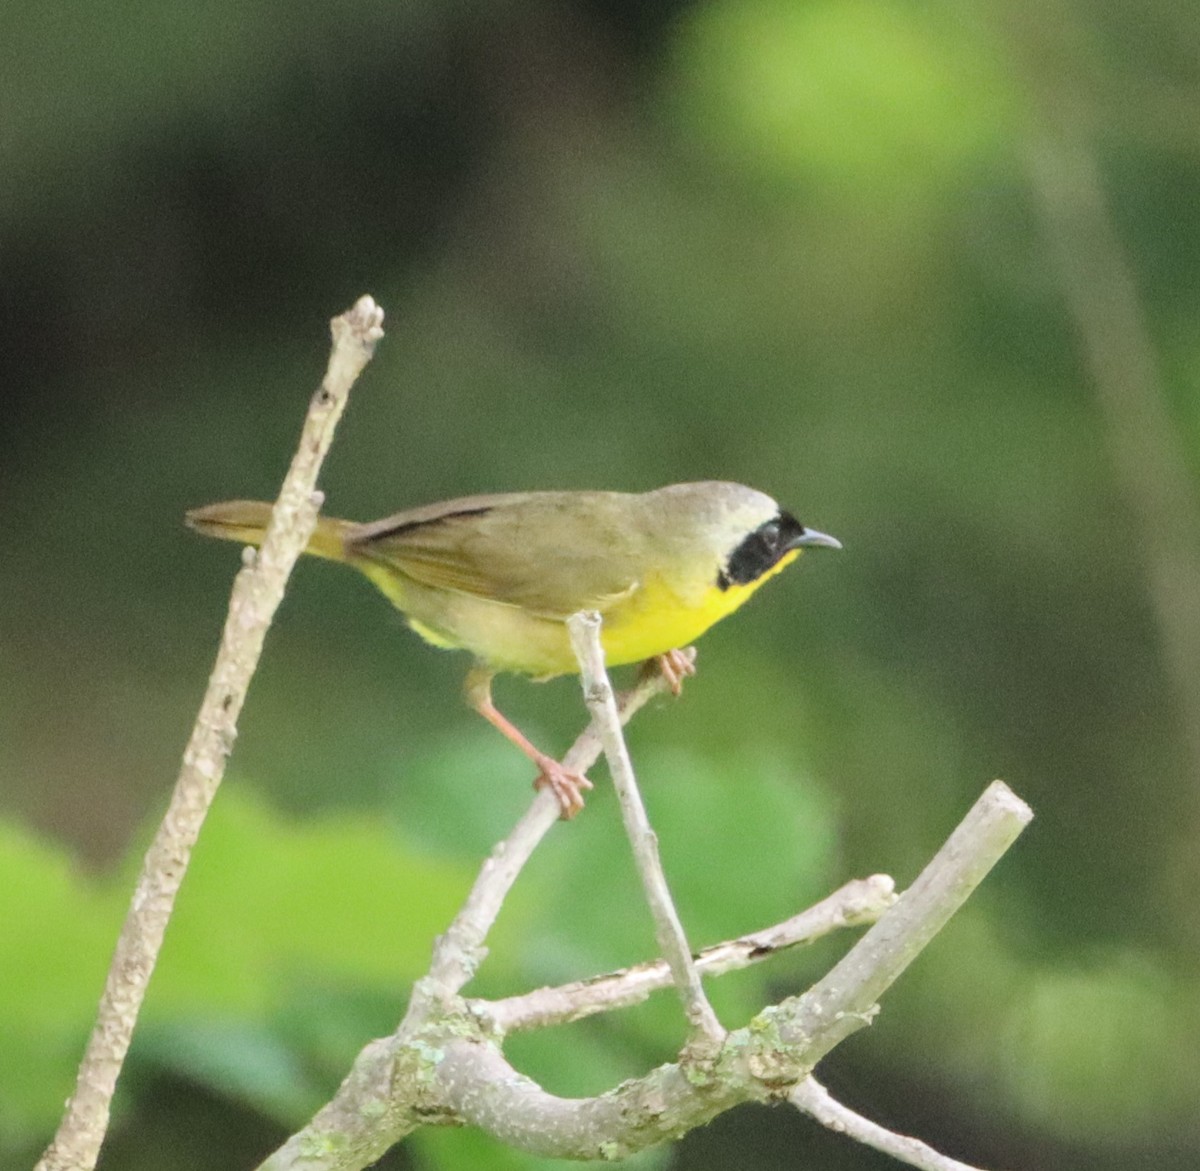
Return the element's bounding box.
[258,615,1031,1170]
[41,295,1031,1171]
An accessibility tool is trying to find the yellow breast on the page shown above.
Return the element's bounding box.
[598,550,799,669]
[359,550,798,678]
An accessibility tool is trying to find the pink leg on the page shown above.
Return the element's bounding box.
[465,667,593,819]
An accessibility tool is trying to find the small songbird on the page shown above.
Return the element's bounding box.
[186,482,840,816]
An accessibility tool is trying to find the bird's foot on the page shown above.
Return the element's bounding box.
[643,647,697,697]
[533,755,594,819]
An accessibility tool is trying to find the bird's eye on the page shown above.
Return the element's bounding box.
[719,515,794,589]
[758,519,781,550]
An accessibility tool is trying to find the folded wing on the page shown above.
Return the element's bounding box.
[350,491,643,619]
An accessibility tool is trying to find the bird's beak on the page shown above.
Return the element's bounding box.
[789,527,842,551]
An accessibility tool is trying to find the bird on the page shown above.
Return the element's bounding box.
[186,481,840,817]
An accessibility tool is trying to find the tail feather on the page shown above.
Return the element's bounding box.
[185,500,354,562]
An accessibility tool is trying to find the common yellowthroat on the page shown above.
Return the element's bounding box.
[186,482,840,815]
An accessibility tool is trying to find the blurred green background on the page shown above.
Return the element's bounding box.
[4,0,1200,1168]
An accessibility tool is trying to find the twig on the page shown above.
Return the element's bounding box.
[477,875,896,1034]
[414,649,696,1011]
[791,1077,991,1171]
[773,781,1032,1062]
[35,296,384,1171]
[567,612,724,1045]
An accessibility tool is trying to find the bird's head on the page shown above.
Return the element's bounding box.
[647,481,841,593]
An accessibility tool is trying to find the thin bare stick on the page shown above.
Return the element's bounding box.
[792,1077,990,1171]
[567,611,723,1045]
[415,653,694,1010]
[478,875,896,1034]
[777,781,1032,1062]
[36,296,384,1171]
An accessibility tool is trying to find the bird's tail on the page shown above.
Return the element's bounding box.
[185,500,355,563]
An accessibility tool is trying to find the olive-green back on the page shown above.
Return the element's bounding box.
[350,491,655,619]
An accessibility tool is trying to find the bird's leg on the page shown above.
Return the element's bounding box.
[639,647,697,697]
[464,665,593,819]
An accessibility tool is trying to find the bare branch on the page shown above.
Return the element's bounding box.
[435,784,1031,1163]
[774,781,1032,1063]
[478,875,896,1034]
[567,611,724,1045]
[414,651,696,1011]
[258,779,1028,1170]
[434,1036,747,1160]
[792,1077,990,1171]
[36,296,384,1171]
[256,659,693,1171]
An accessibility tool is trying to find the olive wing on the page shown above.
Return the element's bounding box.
[349,492,644,618]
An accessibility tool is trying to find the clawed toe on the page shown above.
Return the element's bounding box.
[644,648,697,697]
[534,759,594,819]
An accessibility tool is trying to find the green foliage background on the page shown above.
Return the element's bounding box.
[4,1,1200,1167]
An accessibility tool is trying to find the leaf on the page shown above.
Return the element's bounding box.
[148,785,474,1013]
[0,787,479,1143]
[0,819,125,1144]
[669,0,1019,204]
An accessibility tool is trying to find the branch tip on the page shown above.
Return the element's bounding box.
[339,294,386,344]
